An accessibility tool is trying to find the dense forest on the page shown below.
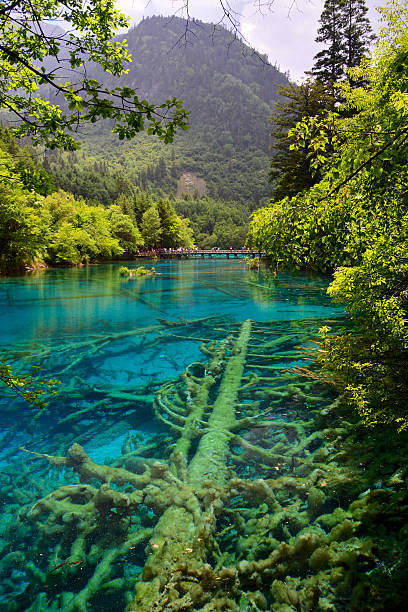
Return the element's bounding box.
[0,125,258,267]
[0,128,199,271]
[44,15,289,206]
[8,14,292,254]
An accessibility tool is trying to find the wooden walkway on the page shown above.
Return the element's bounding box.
[137,250,263,259]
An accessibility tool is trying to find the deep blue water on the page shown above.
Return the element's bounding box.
[0,260,347,609]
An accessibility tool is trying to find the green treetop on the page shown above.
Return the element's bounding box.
[343,0,375,76]
[311,0,374,93]
[108,204,143,253]
[140,204,162,249]
[312,0,348,90]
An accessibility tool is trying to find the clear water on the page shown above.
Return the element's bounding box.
[0,259,341,434]
[1,259,365,611]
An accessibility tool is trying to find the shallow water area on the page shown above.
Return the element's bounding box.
[0,259,405,611]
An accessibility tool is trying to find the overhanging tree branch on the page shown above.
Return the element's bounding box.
[0,0,189,149]
[319,127,408,201]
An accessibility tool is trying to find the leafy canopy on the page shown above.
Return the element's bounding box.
[0,0,189,149]
[0,359,61,410]
[248,0,408,430]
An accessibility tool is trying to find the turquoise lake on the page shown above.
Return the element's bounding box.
[0,259,341,436]
[2,259,373,612]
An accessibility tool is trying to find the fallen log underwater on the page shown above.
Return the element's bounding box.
[7,318,399,612]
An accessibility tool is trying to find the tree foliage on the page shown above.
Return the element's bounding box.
[0,131,50,271]
[140,205,162,249]
[343,0,376,76]
[0,360,60,410]
[248,0,408,430]
[269,0,373,203]
[0,0,188,149]
[45,191,126,264]
[311,0,374,92]
[269,80,334,200]
[108,204,142,253]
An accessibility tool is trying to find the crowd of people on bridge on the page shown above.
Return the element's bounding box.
[137,246,255,255]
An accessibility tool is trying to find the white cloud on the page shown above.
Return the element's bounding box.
[241,1,323,80]
[115,0,234,23]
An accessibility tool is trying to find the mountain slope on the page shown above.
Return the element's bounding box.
[49,15,289,205]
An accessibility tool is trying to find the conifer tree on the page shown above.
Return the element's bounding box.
[269,80,333,200]
[311,0,374,91]
[343,0,375,78]
[312,0,348,91]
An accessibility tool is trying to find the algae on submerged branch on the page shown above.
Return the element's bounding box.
[1,257,406,611]
[10,314,407,612]
[187,319,252,486]
[130,320,253,609]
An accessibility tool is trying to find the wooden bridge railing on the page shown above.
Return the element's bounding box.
[137,250,263,258]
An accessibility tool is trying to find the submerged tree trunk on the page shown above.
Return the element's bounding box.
[128,321,252,610]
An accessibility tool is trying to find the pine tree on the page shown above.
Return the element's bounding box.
[132,188,153,225]
[312,0,348,92]
[311,0,374,91]
[269,80,333,200]
[116,194,136,224]
[343,0,375,79]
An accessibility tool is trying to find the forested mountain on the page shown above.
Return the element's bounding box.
[47,15,289,205]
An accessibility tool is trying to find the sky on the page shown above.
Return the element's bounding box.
[115,1,383,81]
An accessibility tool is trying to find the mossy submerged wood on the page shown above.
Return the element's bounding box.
[0,261,407,611]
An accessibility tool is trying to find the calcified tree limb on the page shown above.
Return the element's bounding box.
[129,320,260,610]
[18,317,348,611]
[129,319,311,610]
[153,338,230,451]
[174,340,229,460]
[25,475,154,612]
[0,315,226,367]
[20,443,176,492]
[187,320,252,486]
